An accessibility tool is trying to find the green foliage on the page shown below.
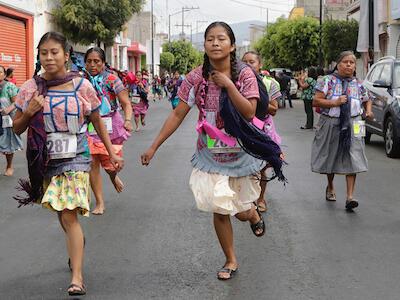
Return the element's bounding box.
[255,17,319,71]
[160,52,175,71]
[255,17,359,69]
[162,41,203,74]
[53,0,144,46]
[322,19,359,64]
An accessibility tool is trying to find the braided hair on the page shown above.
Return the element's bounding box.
[200,22,238,118]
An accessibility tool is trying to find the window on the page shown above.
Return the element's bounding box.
[379,63,392,85]
[367,64,383,83]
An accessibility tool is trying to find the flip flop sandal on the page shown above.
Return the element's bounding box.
[217,267,238,280]
[325,186,336,201]
[250,203,265,237]
[345,199,359,210]
[68,283,86,296]
[68,236,86,272]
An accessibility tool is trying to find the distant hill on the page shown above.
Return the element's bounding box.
[171,20,267,50]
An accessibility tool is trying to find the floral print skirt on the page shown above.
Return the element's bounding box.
[40,171,90,217]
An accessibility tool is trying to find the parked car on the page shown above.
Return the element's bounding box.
[270,68,298,98]
[362,56,400,158]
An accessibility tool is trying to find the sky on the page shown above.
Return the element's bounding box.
[144,0,296,36]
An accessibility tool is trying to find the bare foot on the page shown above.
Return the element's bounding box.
[257,198,267,213]
[135,127,140,132]
[92,205,105,215]
[110,175,124,193]
[4,168,14,176]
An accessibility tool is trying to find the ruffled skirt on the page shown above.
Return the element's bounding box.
[189,168,261,216]
[40,171,91,217]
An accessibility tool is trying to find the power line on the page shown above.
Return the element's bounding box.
[229,0,291,12]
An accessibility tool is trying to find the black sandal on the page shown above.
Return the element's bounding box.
[217,267,238,280]
[250,203,265,237]
[68,283,86,296]
[68,236,86,271]
[345,198,359,210]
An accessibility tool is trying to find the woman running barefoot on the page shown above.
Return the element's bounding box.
[242,51,282,212]
[141,22,269,280]
[130,71,149,131]
[84,47,133,215]
[13,32,124,296]
[0,65,22,176]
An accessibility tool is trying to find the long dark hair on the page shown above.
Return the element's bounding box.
[85,47,126,81]
[202,22,238,83]
[34,32,75,76]
[307,67,317,80]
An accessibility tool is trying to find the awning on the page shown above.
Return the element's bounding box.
[128,41,146,54]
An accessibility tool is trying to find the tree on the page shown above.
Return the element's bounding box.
[53,0,144,46]
[322,19,359,65]
[160,52,175,72]
[255,17,319,70]
[162,41,203,74]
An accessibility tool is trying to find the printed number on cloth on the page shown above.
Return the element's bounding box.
[88,117,113,135]
[206,132,242,154]
[46,133,77,159]
[2,115,13,128]
[131,96,141,104]
[353,120,366,137]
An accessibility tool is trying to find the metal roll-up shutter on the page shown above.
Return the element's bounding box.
[0,15,27,86]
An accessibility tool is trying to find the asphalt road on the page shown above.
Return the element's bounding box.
[1,99,400,300]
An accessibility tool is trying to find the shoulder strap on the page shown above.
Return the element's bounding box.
[74,77,85,91]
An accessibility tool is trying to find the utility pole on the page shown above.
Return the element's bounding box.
[175,24,193,43]
[151,0,155,78]
[195,20,208,45]
[180,6,199,40]
[319,0,323,67]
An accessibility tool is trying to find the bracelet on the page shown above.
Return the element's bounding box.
[124,119,131,122]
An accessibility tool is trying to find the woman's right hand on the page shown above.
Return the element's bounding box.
[141,147,156,166]
[336,95,347,106]
[26,91,44,116]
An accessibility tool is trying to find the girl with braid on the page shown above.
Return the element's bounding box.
[13,32,124,296]
[83,47,133,215]
[141,22,266,280]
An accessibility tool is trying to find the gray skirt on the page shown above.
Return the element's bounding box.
[311,114,368,174]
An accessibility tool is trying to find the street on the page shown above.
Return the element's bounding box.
[1,99,400,300]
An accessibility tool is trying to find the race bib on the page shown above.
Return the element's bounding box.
[47,133,77,159]
[2,115,13,128]
[131,96,141,104]
[353,120,366,137]
[206,133,242,154]
[88,117,113,135]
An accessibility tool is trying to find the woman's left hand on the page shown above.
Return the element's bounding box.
[210,71,234,89]
[124,120,133,132]
[365,110,374,120]
[110,154,124,172]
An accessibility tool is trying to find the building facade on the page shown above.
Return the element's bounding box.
[0,0,34,85]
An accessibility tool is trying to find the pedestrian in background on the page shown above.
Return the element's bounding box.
[242,51,282,213]
[0,65,22,176]
[13,31,123,296]
[6,67,17,85]
[151,74,162,101]
[299,67,317,129]
[277,71,292,108]
[311,51,373,210]
[167,70,182,109]
[130,70,149,131]
[83,47,132,215]
[141,22,268,281]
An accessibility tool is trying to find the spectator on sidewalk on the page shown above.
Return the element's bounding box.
[0,65,22,176]
[299,67,317,129]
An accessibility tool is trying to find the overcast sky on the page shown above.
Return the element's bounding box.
[144,0,295,36]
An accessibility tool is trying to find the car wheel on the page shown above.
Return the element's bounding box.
[365,131,372,144]
[384,116,400,158]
